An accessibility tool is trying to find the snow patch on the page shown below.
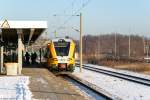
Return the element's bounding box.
[0,76,32,100]
[73,67,150,100]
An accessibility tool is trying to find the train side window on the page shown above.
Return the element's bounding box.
[49,49,52,58]
[45,47,51,58]
[46,47,52,58]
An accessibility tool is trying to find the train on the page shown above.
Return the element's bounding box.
[45,37,75,72]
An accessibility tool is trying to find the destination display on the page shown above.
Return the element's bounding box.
[54,41,70,47]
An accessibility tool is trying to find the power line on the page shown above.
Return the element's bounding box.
[53,0,92,33]
[63,0,92,25]
[63,0,77,15]
[51,0,77,33]
[52,0,76,24]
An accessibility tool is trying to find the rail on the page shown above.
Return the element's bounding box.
[76,63,150,86]
[63,75,111,100]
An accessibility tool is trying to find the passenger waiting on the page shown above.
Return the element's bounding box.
[25,52,30,64]
[31,52,37,64]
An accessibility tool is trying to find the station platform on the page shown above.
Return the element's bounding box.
[22,65,88,100]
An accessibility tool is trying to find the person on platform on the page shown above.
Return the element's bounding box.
[31,52,37,64]
[25,52,30,64]
[33,52,37,64]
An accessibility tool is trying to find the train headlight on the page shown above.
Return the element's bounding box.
[53,58,58,61]
[67,58,72,61]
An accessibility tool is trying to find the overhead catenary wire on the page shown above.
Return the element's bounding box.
[52,0,77,32]
[63,0,77,15]
[63,0,91,25]
[53,0,92,33]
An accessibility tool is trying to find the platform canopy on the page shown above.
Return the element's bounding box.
[0,20,47,47]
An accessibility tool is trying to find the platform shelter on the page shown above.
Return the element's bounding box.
[0,20,47,75]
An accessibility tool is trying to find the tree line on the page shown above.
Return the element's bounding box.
[75,34,150,62]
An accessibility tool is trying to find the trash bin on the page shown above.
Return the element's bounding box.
[4,63,18,75]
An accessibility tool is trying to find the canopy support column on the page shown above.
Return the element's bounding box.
[17,29,23,74]
[0,46,3,74]
[0,29,3,74]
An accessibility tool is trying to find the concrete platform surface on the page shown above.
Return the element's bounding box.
[22,66,88,100]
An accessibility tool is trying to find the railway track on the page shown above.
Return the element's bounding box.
[63,75,112,100]
[76,63,150,86]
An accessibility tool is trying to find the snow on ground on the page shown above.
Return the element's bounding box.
[73,67,150,100]
[0,76,32,100]
[83,63,150,80]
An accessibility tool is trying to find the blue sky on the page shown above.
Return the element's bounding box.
[0,0,150,39]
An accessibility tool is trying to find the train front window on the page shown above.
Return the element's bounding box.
[54,42,70,56]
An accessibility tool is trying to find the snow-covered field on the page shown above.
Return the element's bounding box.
[0,76,32,100]
[73,66,150,100]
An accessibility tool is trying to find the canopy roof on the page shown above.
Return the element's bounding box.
[0,20,47,46]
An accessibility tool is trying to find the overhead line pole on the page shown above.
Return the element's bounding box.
[115,33,117,58]
[80,13,83,72]
[129,35,131,59]
[143,36,145,55]
[146,39,149,63]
